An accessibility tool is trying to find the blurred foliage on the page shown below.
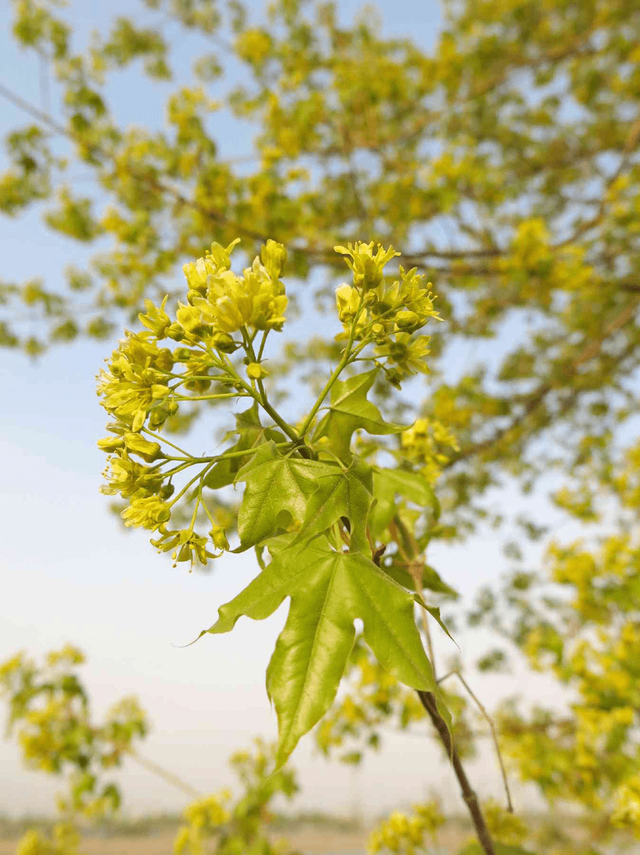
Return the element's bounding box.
[1,647,300,855]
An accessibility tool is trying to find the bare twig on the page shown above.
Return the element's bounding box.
[438,670,514,813]
[127,748,201,800]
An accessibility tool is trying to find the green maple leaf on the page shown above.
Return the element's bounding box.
[313,369,405,459]
[201,536,448,766]
[234,442,329,550]
[376,467,440,517]
[204,403,285,490]
[294,455,374,553]
[385,559,459,598]
[370,467,440,537]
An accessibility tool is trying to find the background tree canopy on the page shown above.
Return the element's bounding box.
[2,0,640,851]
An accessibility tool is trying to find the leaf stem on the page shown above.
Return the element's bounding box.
[298,292,367,439]
[141,427,192,457]
[175,392,250,402]
[437,670,514,814]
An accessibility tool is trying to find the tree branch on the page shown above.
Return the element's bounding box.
[447,298,640,468]
[417,690,496,855]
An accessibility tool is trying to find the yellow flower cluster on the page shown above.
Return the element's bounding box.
[401,417,460,483]
[179,238,288,336]
[483,798,528,846]
[334,242,441,385]
[367,801,445,854]
[612,775,640,836]
[97,332,174,432]
[174,791,232,855]
[0,647,147,824]
[15,823,80,855]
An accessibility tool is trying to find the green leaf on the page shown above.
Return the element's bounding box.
[370,467,441,539]
[204,403,285,490]
[384,560,459,598]
[313,369,405,459]
[294,455,374,554]
[458,844,537,855]
[202,536,447,766]
[414,597,457,644]
[234,442,329,550]
[375,467,440,519]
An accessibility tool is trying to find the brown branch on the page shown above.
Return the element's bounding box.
[417,690,496,855]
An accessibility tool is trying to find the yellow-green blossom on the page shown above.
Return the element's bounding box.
[335,241,400,290]
[121,495,171,530]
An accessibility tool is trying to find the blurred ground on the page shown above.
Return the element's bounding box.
[0,816,473,855]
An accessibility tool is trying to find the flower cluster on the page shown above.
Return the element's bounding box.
[96,238,291,569]
[400,417,460,483]
[0,647,147,824]
[97,236,445,574]
[179,238,288,338]
[174,791,232,855]
[334,242,441,385]
[612,775,640,836]
[367,801,445,854]
[97,333,174,432]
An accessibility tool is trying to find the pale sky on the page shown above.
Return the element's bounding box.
[0,0,561,821]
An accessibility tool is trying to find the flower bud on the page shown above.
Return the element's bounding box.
[335,283,359,322]
[166,323,186,341]
[209,525,230,550]
[260,239,288,279]
[156,348,175,372]
[183,260,207,292]
[395,310,420,330]
[174,347,193,362]
[176,304,203,335]
[151,384,170,399]
[246,362,268,380]
[97,436,125,453]
[124,433,163,462]
[211,332,238,353]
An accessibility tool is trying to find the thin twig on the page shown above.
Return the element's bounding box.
[438,670,514,813]
[127,748,201,799]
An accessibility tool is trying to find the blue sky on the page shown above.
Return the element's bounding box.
[0,0,563,819]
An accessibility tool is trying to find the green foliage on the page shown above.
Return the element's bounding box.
[1,647,300,855]
[205,535,445,765]
[314,369,406,461]
[97,237,450,772]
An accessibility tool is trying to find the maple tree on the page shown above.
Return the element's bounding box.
[2,0,640,853]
